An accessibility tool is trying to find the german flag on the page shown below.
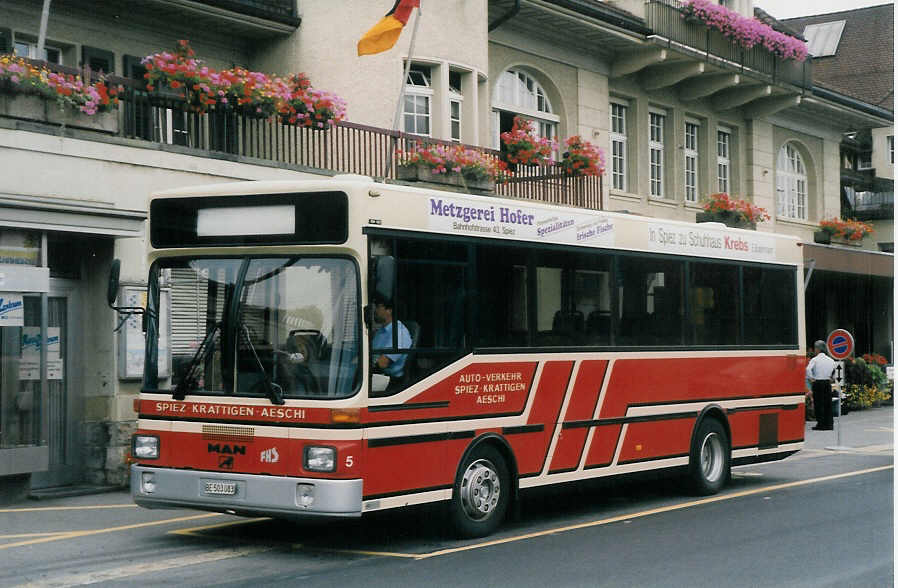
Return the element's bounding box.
[357,0,420,56]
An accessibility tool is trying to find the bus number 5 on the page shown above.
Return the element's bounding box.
[345,455,354,468]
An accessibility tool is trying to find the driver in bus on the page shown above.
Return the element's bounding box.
[371,295,413,381]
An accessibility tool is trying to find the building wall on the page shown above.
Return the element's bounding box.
[254,1,490,140]
[871,126,894,181]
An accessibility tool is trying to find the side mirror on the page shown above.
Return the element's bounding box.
[373,256,396,304]
[107,259,121,307]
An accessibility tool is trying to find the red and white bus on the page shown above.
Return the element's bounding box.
[119,175,806,537]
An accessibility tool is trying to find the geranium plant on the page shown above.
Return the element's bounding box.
[142,41,346,127]
[396,143,508,183]
[682,0,808,62]
[0,54,120,115]
[818,217,873,241]
[560,136,605,177]
[500,116,557,165]
[701,193,770,224]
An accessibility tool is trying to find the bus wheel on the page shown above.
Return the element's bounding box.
[449,445,510,538]
[688,418,730,495]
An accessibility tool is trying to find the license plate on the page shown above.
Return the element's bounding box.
[203,481,237,496]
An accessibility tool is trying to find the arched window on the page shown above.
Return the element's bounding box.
[492,68,559,150]
[776,143,808,220]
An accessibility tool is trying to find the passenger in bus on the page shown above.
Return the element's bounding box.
[371,296,413,381]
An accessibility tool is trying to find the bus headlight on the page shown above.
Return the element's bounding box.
[132,435,159,460]
[303,446,336,472]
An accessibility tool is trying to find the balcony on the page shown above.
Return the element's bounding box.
[1,67,602,212]
[141,0,300,36]
[644,0,811,91]
[844,190,894,221]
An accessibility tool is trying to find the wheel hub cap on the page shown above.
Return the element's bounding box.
[460,459,501,520]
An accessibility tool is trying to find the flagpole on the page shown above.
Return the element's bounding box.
[384,6,422,178]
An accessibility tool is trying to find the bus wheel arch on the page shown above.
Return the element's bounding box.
[448,434,517,538]
[687,406,731,495]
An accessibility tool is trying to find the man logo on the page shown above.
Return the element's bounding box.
[260,447,279,464]
[218,455,234,469]
[207,444,246,455]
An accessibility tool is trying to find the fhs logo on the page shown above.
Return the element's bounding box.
[260,447,279,464]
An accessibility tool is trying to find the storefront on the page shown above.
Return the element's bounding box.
[804,243,894,358]
[0,195,144,502]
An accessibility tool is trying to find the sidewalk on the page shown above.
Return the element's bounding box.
[803,405,893,452]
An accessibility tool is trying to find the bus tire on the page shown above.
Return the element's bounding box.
[449,445,510,538]
[688,418,730,495]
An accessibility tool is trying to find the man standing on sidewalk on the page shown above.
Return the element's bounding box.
[806,340,836,431]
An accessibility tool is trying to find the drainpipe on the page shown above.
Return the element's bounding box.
[488,0,520,32]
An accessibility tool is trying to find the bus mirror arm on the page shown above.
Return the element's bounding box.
[107,258,154,332]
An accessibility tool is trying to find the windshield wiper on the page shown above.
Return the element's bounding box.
[173,322,220,401]
[240,324,285,405]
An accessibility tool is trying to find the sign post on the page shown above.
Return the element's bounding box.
[825,329,854,451]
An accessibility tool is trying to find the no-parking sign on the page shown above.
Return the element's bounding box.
[826,329,854,360]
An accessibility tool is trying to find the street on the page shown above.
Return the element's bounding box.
[2,408,892,588]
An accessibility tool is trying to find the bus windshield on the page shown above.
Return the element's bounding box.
[144,256,360,400]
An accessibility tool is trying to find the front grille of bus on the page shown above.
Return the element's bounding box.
[202,424,255,442]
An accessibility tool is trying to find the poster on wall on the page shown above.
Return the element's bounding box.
[0,231,40,266]
[19,327,62,380]
[0,293,25,327]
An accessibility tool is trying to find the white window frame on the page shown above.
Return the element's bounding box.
[492,69,559,152]
[684,119,700,203]
[776,143,808,220]
[14,39,62,64]
[449,96,462,143]
[649,109,666,198]
[717,127,731,194]
[610,101,628,192]
[404,65,433,137]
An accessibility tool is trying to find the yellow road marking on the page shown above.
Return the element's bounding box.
[12,546,272,587]
[0,513,222,551]
[411,464,893,560]
[169,517,271,536]
[0,504,138,513]
[293,544,423,559]
[0,532,71,539]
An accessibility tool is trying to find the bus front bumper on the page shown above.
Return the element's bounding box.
[131,465,363,519]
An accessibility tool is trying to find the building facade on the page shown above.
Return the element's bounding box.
[0,0,892,499]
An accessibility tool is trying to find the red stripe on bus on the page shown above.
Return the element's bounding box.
[617,418,696,463]
[511,361,572,476]
[549,360,608,472]
[598,356,805,419]
[583,424,622,468]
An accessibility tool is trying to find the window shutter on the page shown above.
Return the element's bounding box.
[82,45,115,74]
[0,29,12,54]
[123,54,145,79]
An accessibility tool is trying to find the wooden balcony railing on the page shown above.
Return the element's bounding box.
[3,61,603,211]
[645,0,811,90]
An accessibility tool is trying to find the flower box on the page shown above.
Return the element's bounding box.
[0,93,47,122]
[813,230,831,245]
[696,210,755,230]
[397,163,495,193]
[46,104,119,133]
